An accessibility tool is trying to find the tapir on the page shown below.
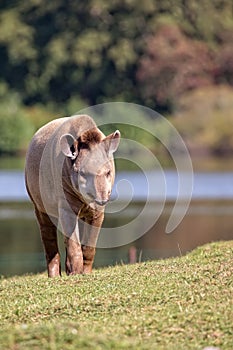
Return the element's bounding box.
[25,114,120,277]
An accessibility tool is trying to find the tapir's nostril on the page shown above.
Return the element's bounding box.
[87,192,95,200]
[95,199,109,206]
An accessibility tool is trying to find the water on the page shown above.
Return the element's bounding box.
[0,170,233,276]
[1,170,233,201]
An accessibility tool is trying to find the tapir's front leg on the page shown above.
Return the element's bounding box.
[58,202,83,275]
[81,211,104,274]
[64,235,83,275]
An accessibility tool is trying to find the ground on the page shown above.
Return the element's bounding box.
[0,241,232,349]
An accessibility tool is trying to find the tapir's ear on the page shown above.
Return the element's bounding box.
[103,130,121,155]
[60,133,78,159]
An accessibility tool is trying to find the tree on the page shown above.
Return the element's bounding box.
[215,29,233,86]
[0,0,232,112]
[136,24,215,111]
[0,82,34,154]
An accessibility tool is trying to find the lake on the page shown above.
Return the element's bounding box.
[1,169,233,201]
[0,169,233,276]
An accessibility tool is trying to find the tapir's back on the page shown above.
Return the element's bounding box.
[25,115,97,212]
[25,117,67,209]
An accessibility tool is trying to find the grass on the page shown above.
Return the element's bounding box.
[0,241,232,350]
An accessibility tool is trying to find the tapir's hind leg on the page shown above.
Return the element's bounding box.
[35,208,61,277]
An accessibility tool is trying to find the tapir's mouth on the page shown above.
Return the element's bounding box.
[94,199,109,206]
[85,192,109,206]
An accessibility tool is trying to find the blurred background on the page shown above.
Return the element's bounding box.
[0,0,233,276]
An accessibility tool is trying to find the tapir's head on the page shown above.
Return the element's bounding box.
[60,128,120,208]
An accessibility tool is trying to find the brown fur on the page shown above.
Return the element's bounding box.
[78,128,102,147]
[25,114,120,277]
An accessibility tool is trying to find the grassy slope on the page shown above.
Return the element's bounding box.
[0,241,232,350]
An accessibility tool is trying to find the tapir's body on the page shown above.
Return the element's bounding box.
[25,115,120,277]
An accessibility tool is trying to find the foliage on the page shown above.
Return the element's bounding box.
[0,1,233,154]
[0,241,232,349]
[0,0,232,111]
[24,104,55,131]
[215,29,233,86]
[0,83,34,154]
[173,85,233,155]
[137,24,215,110]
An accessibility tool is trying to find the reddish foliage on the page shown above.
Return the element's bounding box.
[137,25,216,107]
[215,30,233,85]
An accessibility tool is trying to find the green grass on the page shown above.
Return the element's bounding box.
[0,241,232,350]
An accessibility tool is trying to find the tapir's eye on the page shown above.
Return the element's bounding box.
[79,170,85,177]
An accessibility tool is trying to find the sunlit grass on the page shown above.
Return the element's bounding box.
[0,241,232,349]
